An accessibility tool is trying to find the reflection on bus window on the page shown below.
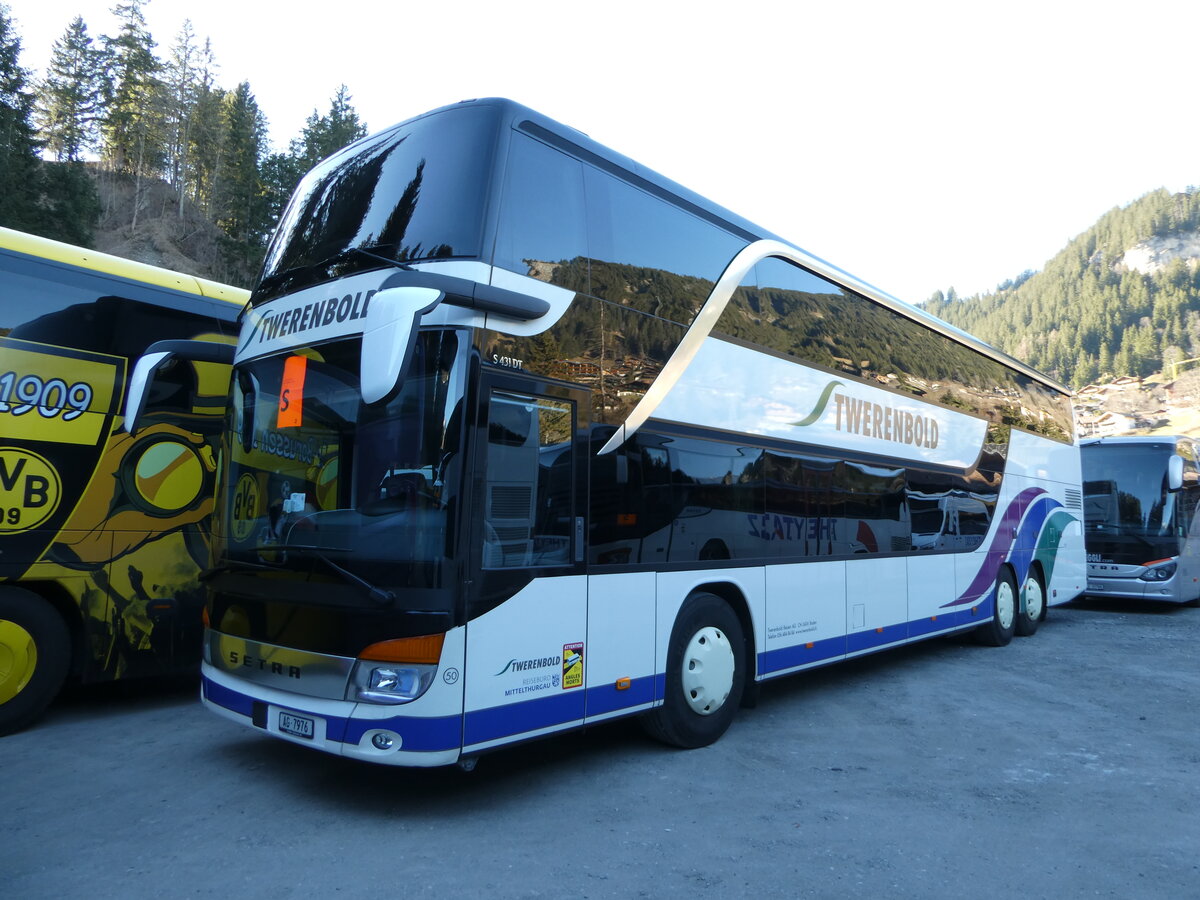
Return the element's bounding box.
[483,392,574,569]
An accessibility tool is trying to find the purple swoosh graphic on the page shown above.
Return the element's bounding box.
[942,486,1046,609]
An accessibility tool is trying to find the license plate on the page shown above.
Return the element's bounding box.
[278,710,315,739]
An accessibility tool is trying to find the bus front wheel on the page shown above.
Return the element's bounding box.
[642,592,745,749]
[0,589,71,736]
[975,568,1017,647]
[1015,567,1046,636]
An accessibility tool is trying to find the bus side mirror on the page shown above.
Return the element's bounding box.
[1168,454,1184,492]
[360,286,444,404]
[124,339,235,431]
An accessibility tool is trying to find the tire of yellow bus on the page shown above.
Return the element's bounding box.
[1015,566,1045,637]
[975,568,1017,647]
[641,592,745,749]
[0,588,71,737]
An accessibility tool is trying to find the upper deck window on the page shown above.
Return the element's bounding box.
[495,132,747,325]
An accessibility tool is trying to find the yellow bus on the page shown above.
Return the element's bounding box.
[0,227,247,734]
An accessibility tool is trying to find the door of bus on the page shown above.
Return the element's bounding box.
[461,371,590,751]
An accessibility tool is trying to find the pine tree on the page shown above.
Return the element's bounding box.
[0,6,97,242]
[35,16,103,161]
[215,81,268,247]
[162,19,198,204]
[100,0,165,182]
[263,84,370,229]
[0,3,43,231]
[292,84,367,170]
[184,38,223,215]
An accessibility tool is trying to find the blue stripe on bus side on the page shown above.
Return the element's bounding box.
[846,623,908,654]
[584,675,656,716]
[464,692,584,745]
[758,635,846,674]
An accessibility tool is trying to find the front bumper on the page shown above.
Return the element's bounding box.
[201,664,463,767]
[1085,573,1183,603]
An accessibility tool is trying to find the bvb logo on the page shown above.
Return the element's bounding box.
[0,447,62,534]
[231,473,260,542]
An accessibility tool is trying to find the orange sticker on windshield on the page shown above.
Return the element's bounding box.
[276,356,307,428]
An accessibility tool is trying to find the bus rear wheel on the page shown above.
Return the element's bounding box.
[1015,567,1046,636]
[975,568,1017,647]
[0,589,71,736]
[642,592,745,749]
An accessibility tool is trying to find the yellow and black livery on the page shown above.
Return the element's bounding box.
[0,227,247,734]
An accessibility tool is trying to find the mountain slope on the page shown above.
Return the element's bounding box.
[924,187,1200,388]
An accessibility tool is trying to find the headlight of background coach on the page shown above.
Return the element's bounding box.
[345,634,445,704]
[1138,560,1177,583]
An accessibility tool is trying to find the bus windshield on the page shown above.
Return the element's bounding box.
[255,105,499,304]
[1083,442,1178,558]
[214,330,466,604]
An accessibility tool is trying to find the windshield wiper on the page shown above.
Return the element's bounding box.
[255,543,395,607]
[257,245,413,298]
[201,558,276,580]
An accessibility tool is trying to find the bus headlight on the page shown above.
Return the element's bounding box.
[1138,561,1177,582]
[348,662,437,704]
[346,634,444,705]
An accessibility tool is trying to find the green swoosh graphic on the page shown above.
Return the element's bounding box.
[793,380,844,427]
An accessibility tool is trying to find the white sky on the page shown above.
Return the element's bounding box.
[6,0,1199,304]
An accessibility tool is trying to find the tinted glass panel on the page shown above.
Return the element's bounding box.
[716,256,1073,445]
[906,467,997,553]
[481,297,686,425]
[590,428,1008,566]
[257,105,499,303]
[584,166,745,323]
[483,392,575,569]
[494,134,589,293]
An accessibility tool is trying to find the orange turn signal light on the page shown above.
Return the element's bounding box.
[201,606,210,628]
[616,677,631,691]
[360,634,445,665]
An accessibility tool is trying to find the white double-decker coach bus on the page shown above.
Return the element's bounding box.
[130,99,1085,767]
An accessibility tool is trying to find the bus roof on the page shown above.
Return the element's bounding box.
[0,226,249,307]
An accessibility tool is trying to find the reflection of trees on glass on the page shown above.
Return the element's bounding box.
[377,157,423,254]
[484,269,687,425]
[716,259,1072,443]
[491,255,1069,443]
[1117,492,1145,528]
[538,402,573,446]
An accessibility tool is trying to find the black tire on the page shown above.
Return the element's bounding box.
[642,592,745,749]
[1015,566,1046,637]
[0,588,71,736]
[975,568,1017,647]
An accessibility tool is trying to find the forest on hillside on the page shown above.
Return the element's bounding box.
[0,0,368,284]
[924,187,1200,388]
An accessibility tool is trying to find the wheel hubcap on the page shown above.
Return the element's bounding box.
[0,619,38,704]
[1024,577,1044,621]
[996,581,1016,631]
[680,625,734,715]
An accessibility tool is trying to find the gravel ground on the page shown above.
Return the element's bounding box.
[2,596,1197,899]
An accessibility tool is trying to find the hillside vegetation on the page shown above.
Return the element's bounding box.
[0,1,368,286]
[925,188,1200,389]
